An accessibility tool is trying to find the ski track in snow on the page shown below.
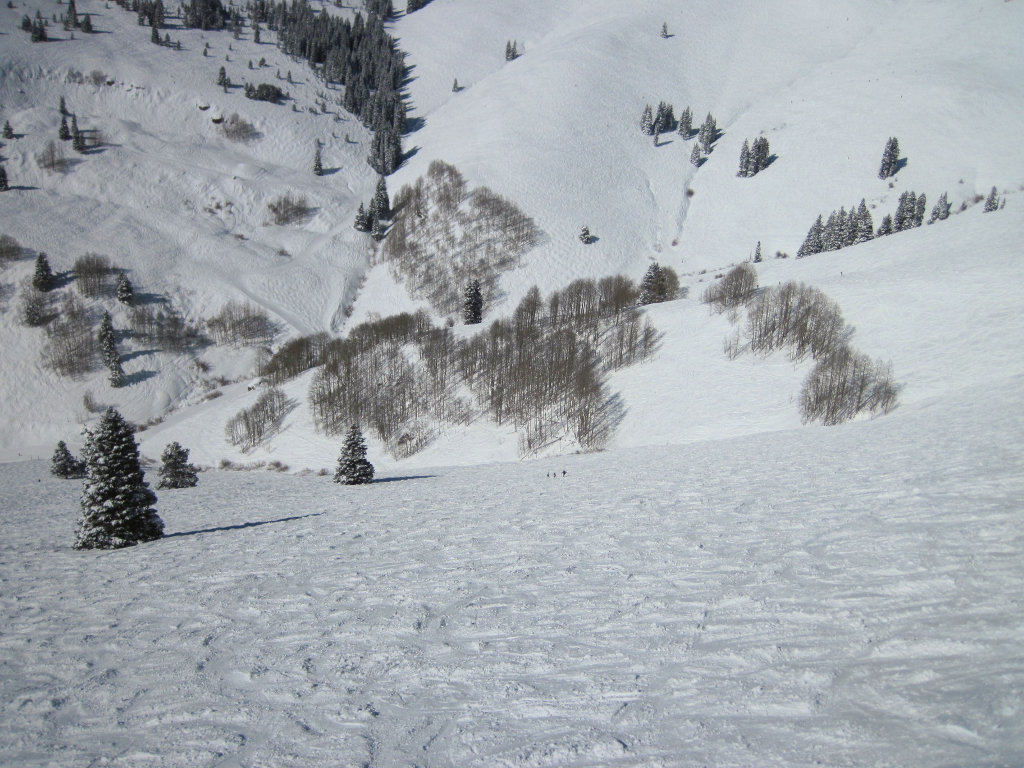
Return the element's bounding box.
[2,383,1022,767]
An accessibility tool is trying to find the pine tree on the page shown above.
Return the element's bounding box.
[698,113,717,153]
[0,164,7,192]
[75,408,163,549]
[797,215,824,258]
[216,65,227,87]
[893,191,916,231]
[984,186,1000,212]
[452,77,459,92]
[157,441,198,489]
[640,104,654,136]
[855,199,874,243]
[690,143,703,167]
[313,143,323,176]
[334,424,374,485]
[66,0,77,28]
[151,23,160,43]
[752,241,762,263]
[738,139,751,177]
[750,136,770,174]
[33,252,55,292]
[353,202,370,231]
[878,136,900,180]
[661,21,669,38]
[3,120,13,139]
[579,225,592,244]
[59,115,71,141]
[71,114,86,153]
[81,13,92,32]
[51,440,86,478]
[913,193,926,227]
[463,279,483,324]
[928,191,950,223]
[372,175,390,219]
[677,106,692,138]
[116,273,134,304]
[638,263,666,304]
[876,213,893,237]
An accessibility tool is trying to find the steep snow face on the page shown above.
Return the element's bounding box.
[1,0,1022,468]
[1,374,1022,766]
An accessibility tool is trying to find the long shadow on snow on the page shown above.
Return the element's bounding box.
[372,474,437,484]
[166,512,325,539]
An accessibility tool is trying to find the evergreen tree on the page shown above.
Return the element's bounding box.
[372,175,390,219]
[654,101,675,134]
[452,77,459,92]
[677,106,692,137]
[661,21,669,38]
[797,215,824,258]
[639,263,671,304]
[313,143,323,176]
[51,440,86,478]
[71,114,86,153]
[504,40,518,61]
[33,252,55,292]
[878,136,900,180]
[928,191,950,223]
[855,199,874,243]
[640,104,654,136]
[913,193,926,227]
[984,186,1000,212]
[30,19,47,42]
[690,143,703,167]
[75,408,163,549]
[579,225,593,244]
[151,23,161,43]
[157,441,198,489]
[353,202,370,232]
[216,65,227,87]
[893,191,916,231]
[3,120,13,139]
[98,311,117,365]
[66,0,77,28]
[752,241,762,263]
[738,139,751,177]
[116,273,134,304]
[59,115,71,141]
[876,213,893,237]
[80,13,92,32]
[0,164,7,192]
[698,112,717,153]
[750,136,770,174]
[370,215,385,241]
[463,279,483,324]
[334,424,374,485]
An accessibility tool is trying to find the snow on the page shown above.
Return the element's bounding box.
[2,377,1023,766]
[1,0,1023,763]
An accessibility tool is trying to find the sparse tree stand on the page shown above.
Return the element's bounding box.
[51,440,86,478]
[157,441,198,489]
[74,408,164,550]
[334,424,374,485]
[463,279,483,324]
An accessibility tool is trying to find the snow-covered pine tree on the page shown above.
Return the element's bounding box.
[116,273,134,304]
[74,407,163,549]
[334,424,374,485]
[33,252,55,291]
[677,106,692,137]
[157,441,198,489]
[99,311,126,387]
[661,21,669,38]
[690,143,703,167]
[738,140,751,177]
[984,186,1000,212]
[59,115,71,141]
[913,193,926,227]
[0,165,7,192]
[855,199,874,243]
[372,175,390,219]
[753,241,762,263]
[878,136,900,179]
[463,279,483,324]
[640,104,654,136]
[353,202,370,232]
[370,215,385,241]
[217,65,227,87]
[928,191,950,223]
[51,440,86,478]
[3,120,13,139]
[313,143,323,176]
[751,136,770,174]
[876,213,893,237]
[579,225,593,244]
[698,113,717,153]
[80,13,92,32]
[655,101,675,133]
[71,115,85,153]
[638,263,666,305]
[893,191,916,231]
[797,215,824,258]
[151,23,160,44]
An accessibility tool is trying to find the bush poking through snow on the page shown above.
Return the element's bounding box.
[267,192,312,225]
[220,113,259,142]
[702,263,759,312]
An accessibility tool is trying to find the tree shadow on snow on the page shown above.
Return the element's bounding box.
[166,512,325,538]
[124,369,157,385]
[372,474,437,484]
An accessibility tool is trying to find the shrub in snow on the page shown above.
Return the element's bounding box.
[157,442,198,489]
[75,408,163,550]
[702,263,758,312]
[51,440,86,478]
[334,425,374,485]
[799,345,899,425]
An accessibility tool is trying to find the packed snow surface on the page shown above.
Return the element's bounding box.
[2,380,1023,766]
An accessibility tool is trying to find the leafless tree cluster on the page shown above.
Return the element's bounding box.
[383,160,540,316]
[18,280,50,327]
[220,113,259,142]
[722,279,899,424]
[267,192,313,225]
[74,253,114,298]
[42,294,96,377]
[0,234,22,264]
[129,305,205,352]
[262,332,332,384]
[225,387,291,449]
[36,140,67,172]
[702,263,758,312]
[206,301,274,347]
[800,346,899,425]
